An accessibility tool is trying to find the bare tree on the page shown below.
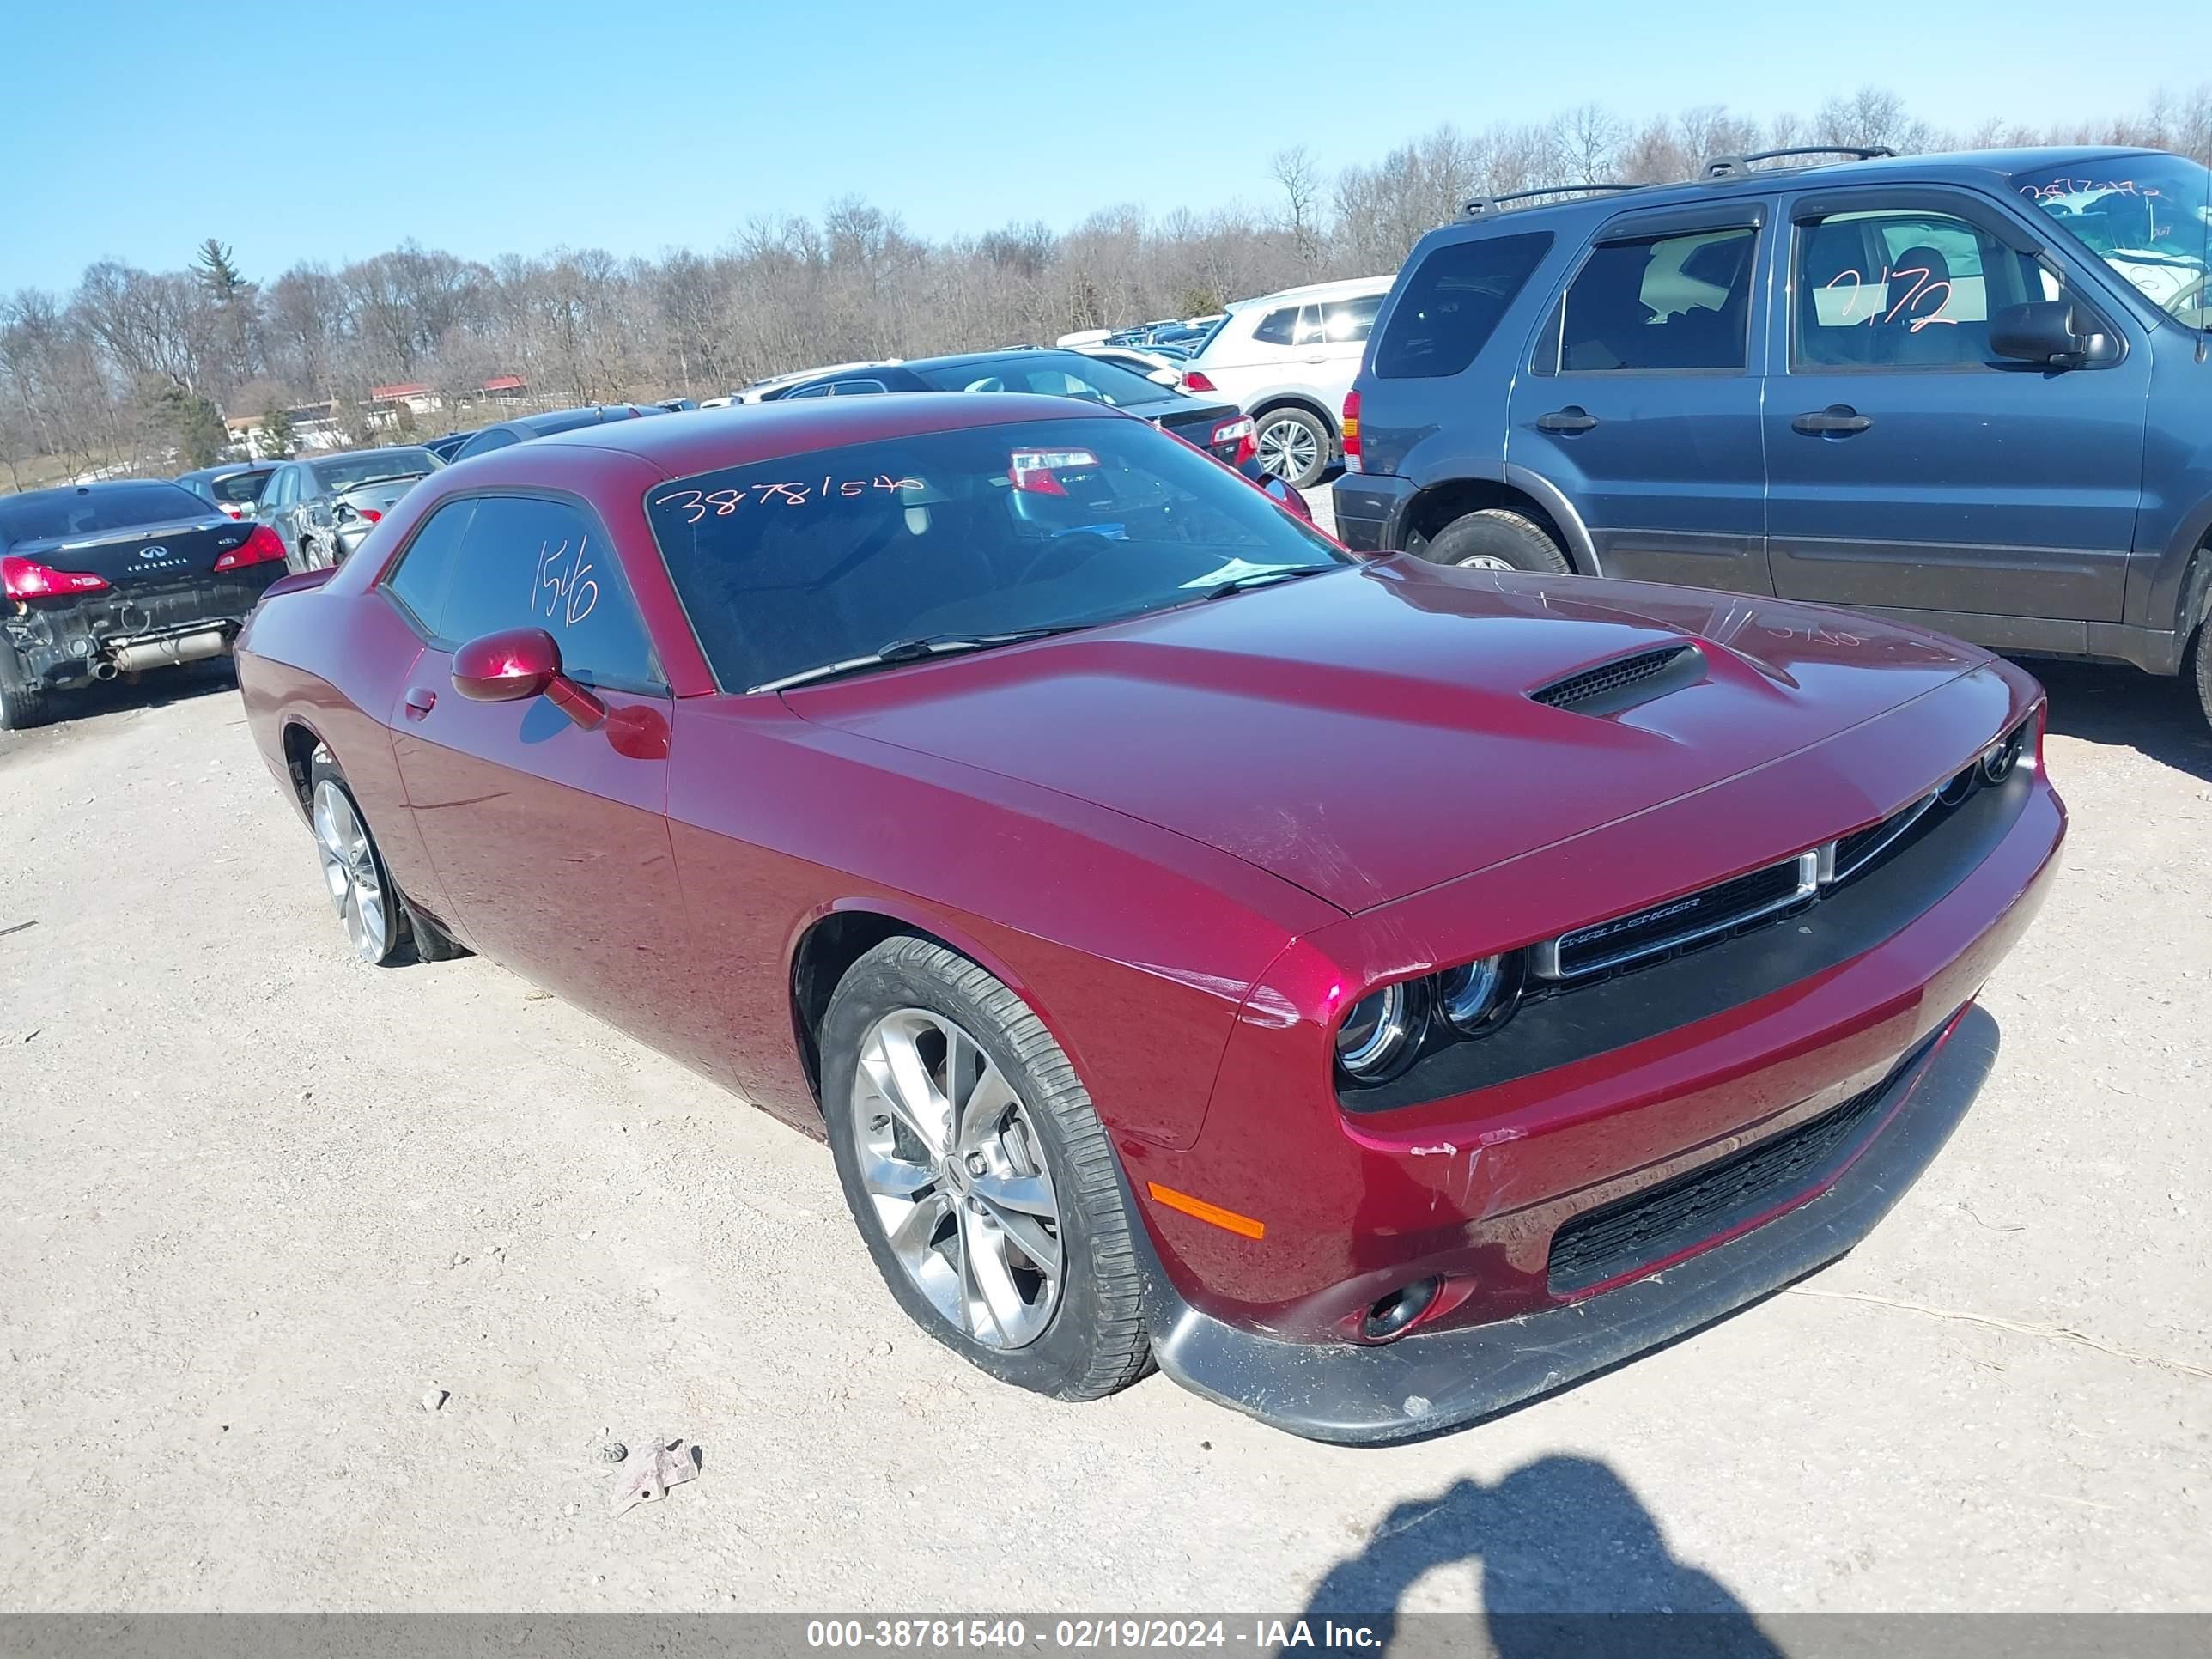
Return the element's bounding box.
[1271,145,1325,271]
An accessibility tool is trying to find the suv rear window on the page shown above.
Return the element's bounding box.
[204,471,270,506]
[1372,233,1552,379]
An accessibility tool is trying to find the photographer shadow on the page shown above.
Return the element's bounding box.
[1301,1457,1783,1659]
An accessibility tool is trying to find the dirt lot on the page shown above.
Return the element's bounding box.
[2,651,2209,1617]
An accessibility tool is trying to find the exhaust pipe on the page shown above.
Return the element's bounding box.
[107,629,230,674]
[89,659,119,681]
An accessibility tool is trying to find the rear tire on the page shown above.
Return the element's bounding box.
[820,936,1150,1401]
[2190,625,2212,732]
[0,641,52,731]
[307,747,405,966]
[1255,406,1331,489]
[1423,507,1571,574]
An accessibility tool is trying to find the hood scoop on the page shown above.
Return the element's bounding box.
[1529,642,1705,716]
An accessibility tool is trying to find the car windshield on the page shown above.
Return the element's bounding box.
[0,482,210,546]
[912,353,1170,408]
[645,416,1350,692]
[2014,155,2212,325]
[312,449,438,493]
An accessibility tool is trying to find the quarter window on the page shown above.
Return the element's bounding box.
[1793,210,2051,368]
[1250,306,1299,346]
[1559,227,1759,372]
[1372,232,1553,379]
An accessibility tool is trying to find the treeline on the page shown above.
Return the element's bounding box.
[5,84,2209,483]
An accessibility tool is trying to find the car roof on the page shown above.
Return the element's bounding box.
[1437,145,2168,234]
[1231,274,1396,311]
[8,477,204,507]
[178,460,275,480]
[532,391,1100,477]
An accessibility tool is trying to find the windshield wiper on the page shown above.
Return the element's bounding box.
[751,625,1088,694]
[1188,566,1331,603]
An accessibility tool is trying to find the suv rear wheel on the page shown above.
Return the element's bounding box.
[2190,626,2212,732]
[1424,507,1571,575]
[1255,407,1331,489]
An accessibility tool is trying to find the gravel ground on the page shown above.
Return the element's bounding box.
[1,648,2208,1617]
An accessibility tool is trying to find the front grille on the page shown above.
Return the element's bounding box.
[1529,644,1700,714]
[1832,790,1938,883]
[1546,1046,1921,1294]
[1542,853,1815,980]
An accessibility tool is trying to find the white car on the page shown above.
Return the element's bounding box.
[1177,275,1393,488]
[1068,344,1185,386]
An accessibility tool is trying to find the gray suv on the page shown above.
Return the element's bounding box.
[1334,145,2212,726]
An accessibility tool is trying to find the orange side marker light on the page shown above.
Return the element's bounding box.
[1146,1182,1266,1240]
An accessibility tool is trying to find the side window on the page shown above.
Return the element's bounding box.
[1291,305,1327,346]
[381,497,477,636]
[1250,307,1299,346]
[442,495,661,692]
[781,383,832,399]
[1560,226,1759,372]
[828,380,888,395]
[1793,210,2046,369]
[458,428,520,459]
[266,468,293,508]
[1373,232,1553,379]
[1321,294,1383,343]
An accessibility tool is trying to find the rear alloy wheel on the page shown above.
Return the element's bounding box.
[308,747,404,965]
[822,937,1149,1399]
[0,640,52,731]
[1423,507,1571,574]
[1255,407,1330,489]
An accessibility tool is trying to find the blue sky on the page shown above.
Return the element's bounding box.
[2,0,2193,293]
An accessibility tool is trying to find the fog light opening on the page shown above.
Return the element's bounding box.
[1361,1276,1442,1342]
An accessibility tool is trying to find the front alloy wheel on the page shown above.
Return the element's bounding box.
[854,1007,1062,1347]
[1255,408,1328,489]
[821,936,1150,1400]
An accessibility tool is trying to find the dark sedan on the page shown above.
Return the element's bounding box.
[1,479,289,727]
[765,349,1262,477]
[447,403,663,464]
[234,395,2061,1442]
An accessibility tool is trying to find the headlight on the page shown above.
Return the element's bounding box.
[1335,981,1419,1081]
[1437,955,1506,1032]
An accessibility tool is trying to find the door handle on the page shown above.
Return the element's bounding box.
[1535,407,1598,434]
[1792,405,1873,435]
[403,687,437,720]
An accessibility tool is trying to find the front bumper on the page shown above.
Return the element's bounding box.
[1139,1004,1996,1444]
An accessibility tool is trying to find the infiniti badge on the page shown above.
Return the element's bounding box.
[138,544,169,561]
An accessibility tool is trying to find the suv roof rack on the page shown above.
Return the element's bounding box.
[1462,183,1642,217]
[1699,145,1895,180]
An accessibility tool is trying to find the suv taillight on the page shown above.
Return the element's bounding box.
[1341,389,1362,474]
[213,524,287,573]
[1181,369,1218,393]
[2,555,109,599]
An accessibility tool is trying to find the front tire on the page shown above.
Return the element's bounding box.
[1255,406,1331,489]
[821,937,1149,1401]
[0,641,52,731]
[1422,507,1571,574]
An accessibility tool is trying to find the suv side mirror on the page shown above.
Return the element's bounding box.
[1990,300,2119,368]
[452,627,605,729]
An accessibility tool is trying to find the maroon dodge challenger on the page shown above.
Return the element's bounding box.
[234,395,2063,1443]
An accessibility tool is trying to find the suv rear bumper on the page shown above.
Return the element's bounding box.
[1329,473,1414,554]
[1137,1003,1996,1445]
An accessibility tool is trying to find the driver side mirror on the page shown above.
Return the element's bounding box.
[452,627,605,730]
[1990,300,2119,368]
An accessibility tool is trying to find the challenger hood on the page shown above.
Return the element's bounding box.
[784,560,1990,913]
